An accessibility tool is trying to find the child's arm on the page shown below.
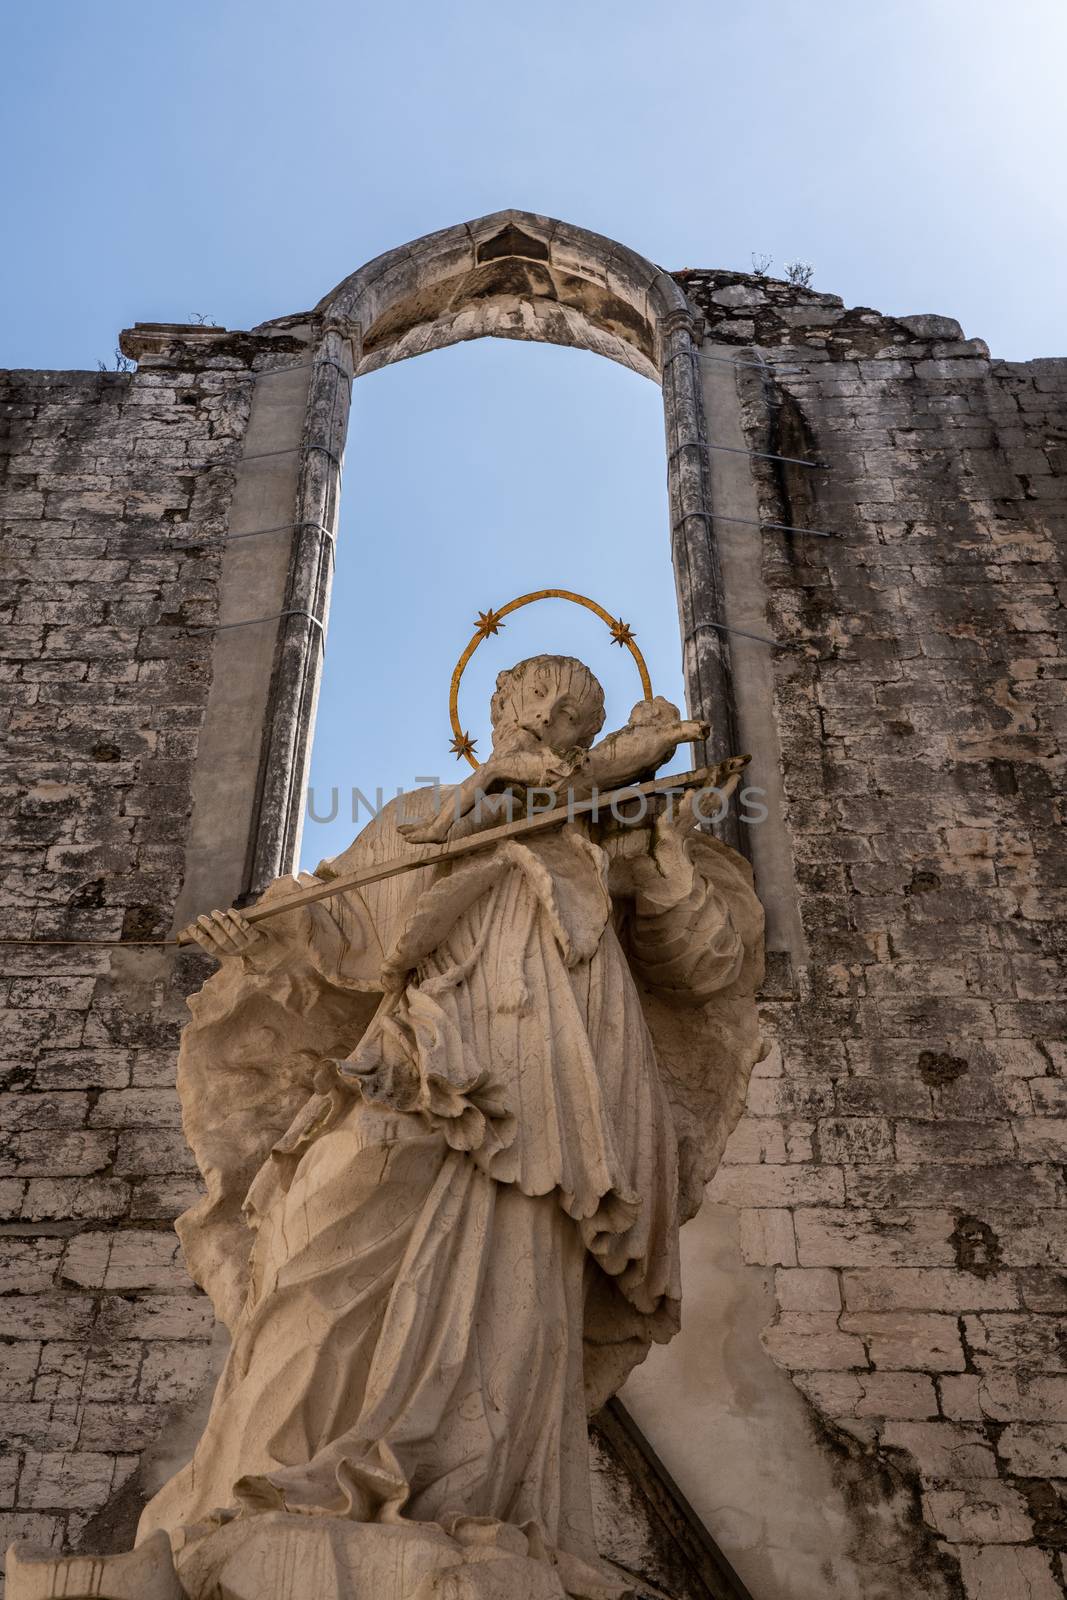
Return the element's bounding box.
[397,740,550,845]
[582,699,708,791]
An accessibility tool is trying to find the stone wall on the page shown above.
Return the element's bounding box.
[1,256,1065,1600]
[0,358,253,1565]
[678,269,1067,1599]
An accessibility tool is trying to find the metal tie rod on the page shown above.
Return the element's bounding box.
[687,619,783,649]
[675,510,836,539]
[196,354,352,384]
[667,440,826,472]
[661,348,802,378]
[226,519,336,544]
[181,607,325,636]
[703,353,803,373]
[708,440,828,469]
[227,441,343,469]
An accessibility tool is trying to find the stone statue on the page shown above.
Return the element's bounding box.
[11,656,763,1600]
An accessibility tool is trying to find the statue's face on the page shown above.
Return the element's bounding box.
[495,660,602,753]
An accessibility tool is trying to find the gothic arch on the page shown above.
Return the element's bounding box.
[318,208,686,380]
[153,212,734,905]
[240,210,734,885]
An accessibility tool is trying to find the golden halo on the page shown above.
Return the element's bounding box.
[448,588,654,768]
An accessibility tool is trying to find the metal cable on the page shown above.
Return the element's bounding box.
[182,607,325,636]
[666,439,827,472]
[687,618,782,649]
[674,509,836,539]
[226,519,335,544]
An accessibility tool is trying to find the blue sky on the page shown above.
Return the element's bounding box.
[3,1,1064,865]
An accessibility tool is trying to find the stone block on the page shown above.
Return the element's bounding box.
[996,1422,1067,1477]
[880,1421,999,1482]
[129,1174,204,1219]
[96,1291,213,1341]
[816,1116,896,1163]
[922,1483,1033,1544]
[0,1402,78,1451]
[894,1119,1014,1165]
[956,1544,1061,1600]
[775,1267,841,1311]
[0,1240,62,1295]
[709,1163,844,1207]
[33,1049,131,1090]
[114,1128,197,1175]
[0,1345,42,1402]
[738,1207,796,1265]
[1,1130,115,1177]
[898,314,965,341]
[761,1312,868,1371]
[722,1116,787,1164]
[938,1375,984,1421]
[964,1313,1067,1371]
[17,1450,131,1512]
[0,1296,95,1342]
[977,1371,1067,1421]
[76,1402,159,1452]
[710,284,767,308]
[88,1088,182,1128]
[854,1370,939,1419]
[846,1162,1058,1210]
[138,1341,213,1405]
[0,1094,89,1131]
[20,1176,129,1221]
[839,1312,965,1371]
[794,1207,957,1267]
[785,1356,859,1407]
[798,1368,938,1421]
[841,1268,1018,1313]
[1015,1117,1067,1161]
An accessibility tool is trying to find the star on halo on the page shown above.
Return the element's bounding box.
[473,607,504,639]
[610,617,636,647]
[449,729,478,761]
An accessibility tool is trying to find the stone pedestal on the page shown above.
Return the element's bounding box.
[6,1517,635,1600]
[5,1531,183,1599]
[174,1514,572,1599]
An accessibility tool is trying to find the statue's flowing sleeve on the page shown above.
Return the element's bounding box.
[622,830,766,1222]
[581,826,764,1410]
[174,874,384,1330]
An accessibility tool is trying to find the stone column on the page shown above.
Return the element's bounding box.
[659,304,739,844]
[248,323,356,890]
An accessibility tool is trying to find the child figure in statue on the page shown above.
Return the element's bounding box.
[399,655,709,847]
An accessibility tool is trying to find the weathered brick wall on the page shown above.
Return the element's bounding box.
[2,273,1065,1600]
[680,270,1067,1598]
[0,361,255,1566]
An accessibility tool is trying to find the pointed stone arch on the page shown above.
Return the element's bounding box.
[319,208,678,380]
[242,209,734,886]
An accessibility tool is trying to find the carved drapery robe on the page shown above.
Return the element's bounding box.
[139,789,763,1596]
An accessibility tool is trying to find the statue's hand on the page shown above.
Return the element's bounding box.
[396,812,454,846]
[178,908,265,963]
[654,770,743,846]
[604,771,744,898]
[627,698,709,748]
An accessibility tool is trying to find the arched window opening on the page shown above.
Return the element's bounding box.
[302,337,681,869]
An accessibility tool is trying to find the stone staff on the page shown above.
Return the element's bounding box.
[176,757,749,947]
